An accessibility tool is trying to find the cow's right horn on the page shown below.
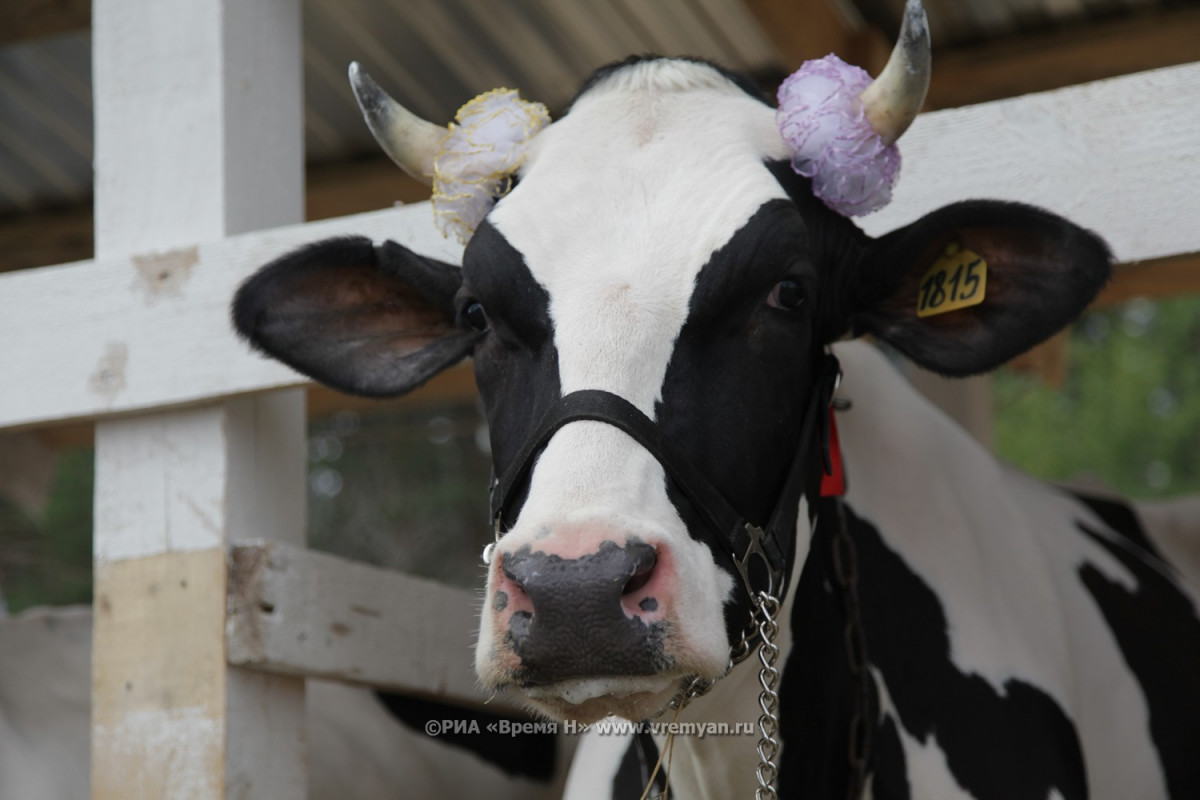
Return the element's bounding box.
[859,0,931,146]
[349,62,444,185]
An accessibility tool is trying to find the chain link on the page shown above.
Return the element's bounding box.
[753,590,782,800]
[655,502,870,800]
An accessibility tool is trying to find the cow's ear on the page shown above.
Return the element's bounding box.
[232,236,480,397]
[847,201,1111,376]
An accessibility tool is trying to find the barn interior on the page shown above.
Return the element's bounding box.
[1,0,1198,607]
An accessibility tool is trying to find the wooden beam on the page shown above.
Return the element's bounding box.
[0,0,89,46]
[0,155,425,275]
[35,246,1197,452]
[860,62,1200,266]
[1094,252,1200,308]
[5,63,1200,434]
[927,8,1200,110]
[0,203,92,273]
[306,155,428,223]
[0,204,460,433]
[741,0,888,72]
[227,540,525,714]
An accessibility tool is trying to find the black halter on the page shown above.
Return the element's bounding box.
[488,351,842,613]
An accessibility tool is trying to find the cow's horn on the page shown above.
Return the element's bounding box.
[349,62,443,185]
[859,0,931,146]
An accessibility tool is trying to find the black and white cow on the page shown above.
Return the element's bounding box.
[232,5,1200,797]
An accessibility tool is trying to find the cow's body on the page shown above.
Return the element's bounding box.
[0,606,567,800]
[234,35,1200,799]
[564,340,1200,799]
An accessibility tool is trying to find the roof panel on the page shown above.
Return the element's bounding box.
[0,0,1189,218]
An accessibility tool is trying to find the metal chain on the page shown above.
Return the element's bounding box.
[753,590,782,800]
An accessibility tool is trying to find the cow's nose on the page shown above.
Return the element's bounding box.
[499,540,670,684]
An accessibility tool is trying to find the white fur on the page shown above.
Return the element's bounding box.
[478,61,790,699]
[835,341,1171,799]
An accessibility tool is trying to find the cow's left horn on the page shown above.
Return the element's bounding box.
[349,62,443,185]
[859,0,931,145]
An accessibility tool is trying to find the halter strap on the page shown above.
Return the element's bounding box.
[489,352,841,604]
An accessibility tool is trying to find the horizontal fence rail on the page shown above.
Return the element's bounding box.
[3,60,1200,435]
[0,205,462,432]
[227,541,525,715]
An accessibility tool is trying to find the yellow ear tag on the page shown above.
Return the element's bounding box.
[917,242,988,318]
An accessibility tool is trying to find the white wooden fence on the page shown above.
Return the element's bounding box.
[0,0,1197,795]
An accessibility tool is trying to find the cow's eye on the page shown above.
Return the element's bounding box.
[462,301,490,332]
[767,280,805,311]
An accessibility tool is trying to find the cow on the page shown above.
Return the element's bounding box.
[231,1,1200,796]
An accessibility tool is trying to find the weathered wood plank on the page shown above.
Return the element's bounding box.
[861,61,1200,265]
[927,8,1200,110]
[0,203,459,432]
[90,1,310,798]
[1095,251,1200,307]
[4,61,1200,434]
[227,540,524,714]
[0,0,89,46]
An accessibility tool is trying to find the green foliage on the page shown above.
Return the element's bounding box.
[0,448,93,613]
[995,296,1200,498]
[306,402,494,589]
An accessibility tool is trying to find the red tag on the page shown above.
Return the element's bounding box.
[820,409,846,497]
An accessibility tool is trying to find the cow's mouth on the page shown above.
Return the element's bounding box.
[522,674,682,724]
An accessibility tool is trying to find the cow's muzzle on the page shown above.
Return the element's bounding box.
[498,539,671,686]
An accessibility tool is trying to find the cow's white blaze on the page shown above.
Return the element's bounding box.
[474,61,792,716]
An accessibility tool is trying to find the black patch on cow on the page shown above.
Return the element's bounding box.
[1069,490,1162,559]
[763,160,871,343]
[778,501,1089,799]
[373,691,557,781]
[776,500,859,800]
[461,220,560,521]
[872,717,911,800]
[851,506,1088,800]
[639,596,658,612]
[503,541,671,685]
[657,200,822,644]
[1075,517,1200,799]
[566,55,768,113]
[493,590,509,612]
[612,732,670,799]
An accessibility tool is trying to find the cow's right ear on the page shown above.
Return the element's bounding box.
[232,236,480,397]
[842,201,1111,377]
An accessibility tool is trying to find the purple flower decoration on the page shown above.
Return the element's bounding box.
[776,54,900,217]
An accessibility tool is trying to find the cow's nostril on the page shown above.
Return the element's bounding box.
[621,545,657,596]
[623,558,656,596]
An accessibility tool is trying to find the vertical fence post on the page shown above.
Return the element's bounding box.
[90,1,307,797]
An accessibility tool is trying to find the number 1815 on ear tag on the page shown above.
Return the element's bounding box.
[917,242,988,318]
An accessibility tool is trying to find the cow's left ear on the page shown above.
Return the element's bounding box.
[847,200,1111,376]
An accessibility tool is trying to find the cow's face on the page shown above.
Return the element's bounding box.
[464,61,828,721]
[233,58,1110,723]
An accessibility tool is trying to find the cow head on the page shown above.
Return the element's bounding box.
[232,3,1110,725]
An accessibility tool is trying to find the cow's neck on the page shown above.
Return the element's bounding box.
[650,495,861,799]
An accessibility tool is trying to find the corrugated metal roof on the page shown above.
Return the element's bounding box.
[0,0,779,217]
[0,0,1189,218]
